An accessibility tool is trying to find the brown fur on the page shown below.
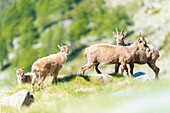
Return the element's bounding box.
[31,44,70,92]
[22,73,32,83]
[14,68,32,85]
[113,28,160,79]
[82,37,147,77]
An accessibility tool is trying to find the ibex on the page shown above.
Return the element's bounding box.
[31,44,70,92]
[112,28,160,79]
[81,36,148,78]
[14,67,32,85]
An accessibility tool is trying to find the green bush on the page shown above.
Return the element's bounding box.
[38,23,70,57]
[69,18,89,41]
[0,37,8,69]
[70,0,133,39]
[34,0,81,32]
[12,48,39,72]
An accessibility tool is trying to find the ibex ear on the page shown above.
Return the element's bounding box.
[123,31,127,37]
[113,31,117,37]
[58,45,61,49]
[22,67,25,70]
[14,68,17,72]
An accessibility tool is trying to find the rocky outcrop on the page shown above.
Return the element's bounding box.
[0,89,34,110]
[132,72,154,81]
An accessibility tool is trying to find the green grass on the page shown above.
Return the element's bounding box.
[1,74,170,113]
[0,67,18,88]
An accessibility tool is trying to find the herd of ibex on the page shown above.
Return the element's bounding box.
[14,28,160,92]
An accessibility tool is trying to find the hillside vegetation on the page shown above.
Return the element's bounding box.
[0,0,132,72]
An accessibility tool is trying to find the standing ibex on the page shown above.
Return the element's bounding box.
[112,28,160,79]
[81,36,148,78]
[31,44,70,92]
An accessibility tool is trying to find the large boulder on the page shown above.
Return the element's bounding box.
[87,74,116,83]
[132,72,154,81]
[0,89,34,110]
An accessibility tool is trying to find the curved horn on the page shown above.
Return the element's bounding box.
[116,28,119,35]
[121,27,125,34]
[139,32,145,40]
[139,32,144,39]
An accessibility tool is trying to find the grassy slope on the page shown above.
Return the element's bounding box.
[0,67,17,88]
[0,75,170,113]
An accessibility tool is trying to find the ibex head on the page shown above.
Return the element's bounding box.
[113,27,127,46]
[138,33,148,47]
[138,32,150,51]
[14,67,25,85]
[58,44,70,58]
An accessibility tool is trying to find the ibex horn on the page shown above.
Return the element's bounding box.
[139,32,144,37]
[139,32,144,39]
[121,27,125,34]
[116,28,119,35]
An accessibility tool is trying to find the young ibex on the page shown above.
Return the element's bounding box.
[31,44,70,92]
[81,36,148,78]
[113,28,160,79]
[14,67,32,85]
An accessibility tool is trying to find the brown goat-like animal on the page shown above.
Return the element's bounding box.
[31,44,70,92]
[113,28,160,79]
[14,67,32,85]
[81,36,148,77]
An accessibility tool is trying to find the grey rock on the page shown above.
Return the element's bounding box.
[0,89,34,110]
[86,74,116,84]
[75,88,92,93]
[134,76,153,81]
[132,72,153,81]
